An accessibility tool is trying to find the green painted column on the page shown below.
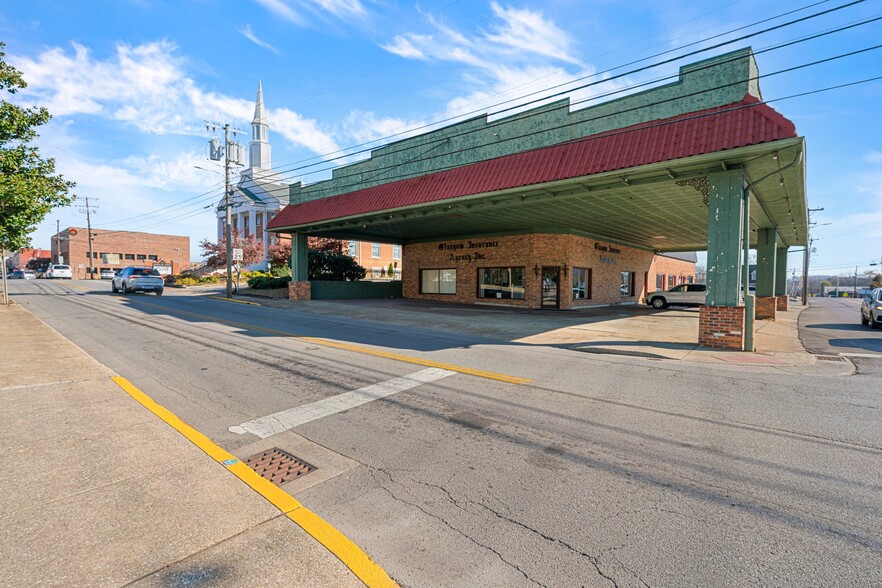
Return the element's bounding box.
[755,228,778,298]
[706,170,745,306]
[291,233,309,281]
[775,246,789,295]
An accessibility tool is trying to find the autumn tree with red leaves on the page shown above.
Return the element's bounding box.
[199,229,264,269]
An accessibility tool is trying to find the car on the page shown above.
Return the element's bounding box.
[860,287,882,329]
[9,270,36,279]
[45,264,73,279]
[112,266,164,295]
[100,268,115,280]
[646,283,707,309]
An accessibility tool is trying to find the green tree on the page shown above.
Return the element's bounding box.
[0,43,75,250]
[308,249,366,281]
[872,273,882,289]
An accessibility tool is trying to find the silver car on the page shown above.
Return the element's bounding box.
[860,287,882,329]
[112,266,164,295]
[646,283,707,309]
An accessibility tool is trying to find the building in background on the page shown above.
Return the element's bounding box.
[5,248,51,271]
[216,82,288,270]
[51,227,189,279]
[346,241,402,280]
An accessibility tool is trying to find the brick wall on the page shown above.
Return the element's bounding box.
[53,228,189,279]
[288,281,311,300]
[698,305,745,350]
[755,296,777,320]
[776,295,789,311]
[402,233,695,309]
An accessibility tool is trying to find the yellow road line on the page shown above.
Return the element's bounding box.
[111,376,398,588]
[207,295,261,306]
[126,300,532,385]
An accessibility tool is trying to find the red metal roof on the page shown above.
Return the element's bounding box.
[268,96,797,230]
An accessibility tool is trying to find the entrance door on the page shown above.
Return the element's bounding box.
[541,266,560,309]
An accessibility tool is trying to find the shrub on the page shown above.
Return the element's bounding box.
[247,275,292,289]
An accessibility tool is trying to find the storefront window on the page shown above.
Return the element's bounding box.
[621,271,635,296]
[656,274,665,290]
[421,269,456,294]
[668,274,677,288]
[478,267,525,299]
[572,268,591,299]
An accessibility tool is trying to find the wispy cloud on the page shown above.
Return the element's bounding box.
[239,24,280,54]
[253,0,367,26]
[253,0,305,25]
[865,150,882,164]
[8,40,340,157]
[484,1,577,64]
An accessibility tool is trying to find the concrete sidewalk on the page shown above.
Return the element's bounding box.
[0,302,365,587]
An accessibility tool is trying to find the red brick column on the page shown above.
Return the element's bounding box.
[755,296,777,320]
[698,305,746,350]
[776,295,789,311]
[288,281,311,300]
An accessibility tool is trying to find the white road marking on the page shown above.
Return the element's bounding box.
[229,367,456,438]
[837,352,882,358]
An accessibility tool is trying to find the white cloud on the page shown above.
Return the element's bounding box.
[254,0,305,25]
[239,24,280,53]
[272,108,342,159]
[485,2,578,64]
[865,151,882,164]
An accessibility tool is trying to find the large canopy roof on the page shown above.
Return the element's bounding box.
[268,96,807,252]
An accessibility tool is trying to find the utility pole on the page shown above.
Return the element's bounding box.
[79,196,98,279]
[56,220,60,263]
[206,122,243,298]
[802,207,824,305]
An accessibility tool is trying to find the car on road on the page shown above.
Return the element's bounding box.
[45,264,73,279]
[100,268,115,279]
[9,270,36,279]
[860,287,882,329]
[646,283,706,309]
[112,266,164,295]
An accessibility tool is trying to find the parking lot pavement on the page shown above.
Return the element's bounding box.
[0,302,370,587]
[254,294,821,367]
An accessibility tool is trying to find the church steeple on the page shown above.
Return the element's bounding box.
[249,81,271,170]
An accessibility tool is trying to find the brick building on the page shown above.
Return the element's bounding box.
[5,248,51,271]
[51,227,189,279]
[269,49,808,349]
[345,240,402,280]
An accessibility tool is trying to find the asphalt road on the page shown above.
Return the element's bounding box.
[799,296,882,376]
[8,279,882,587]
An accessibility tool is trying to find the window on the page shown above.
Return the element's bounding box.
[348,241,358,257]
[656,274,665,290]
[392,244,401,260]
[137,254,146,260]
[621,271,635,296]
[125,254,135,260]
[686,275,694,284]
[478,267,524,299]
[147,255,158,261]
[687,284,706,292]
[421,269,456,294]
[668,274,677,288]
[572,268,592,300]
[371,243,381,258]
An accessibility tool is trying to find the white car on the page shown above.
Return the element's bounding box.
[46,264,73,279]
[646,283,706,309]
[100,268,115,279]
[860,288,882,329]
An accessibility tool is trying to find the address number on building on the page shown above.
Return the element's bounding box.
[232,248,243,261]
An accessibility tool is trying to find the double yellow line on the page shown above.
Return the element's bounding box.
[113,376,398,587]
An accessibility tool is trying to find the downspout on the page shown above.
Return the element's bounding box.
[742,150,804,352]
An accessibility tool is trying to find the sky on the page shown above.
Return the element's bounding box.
[1,0,880,277]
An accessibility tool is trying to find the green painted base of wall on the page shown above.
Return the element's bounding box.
[311,280,403,300]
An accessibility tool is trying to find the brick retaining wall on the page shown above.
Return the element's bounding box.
[698,305,745,350]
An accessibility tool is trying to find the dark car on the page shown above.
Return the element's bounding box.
[112,266,164,295]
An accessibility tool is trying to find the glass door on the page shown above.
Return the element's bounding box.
[541,267,560,309]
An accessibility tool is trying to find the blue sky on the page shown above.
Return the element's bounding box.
[2,0,880,277]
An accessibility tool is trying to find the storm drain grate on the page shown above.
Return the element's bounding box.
[816,355,848,362]
[243,448,317,484]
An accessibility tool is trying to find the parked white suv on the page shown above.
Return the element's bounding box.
[646,283,706,309]
[46,264,73,279]
[860,287,882,329]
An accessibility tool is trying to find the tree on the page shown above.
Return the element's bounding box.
[267,235,365,281]
[872,273,882,289]
[0,43,75,251]
[199,228,263,269]
[26,256,50,272]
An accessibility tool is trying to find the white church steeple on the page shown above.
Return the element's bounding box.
[249,81,271,171]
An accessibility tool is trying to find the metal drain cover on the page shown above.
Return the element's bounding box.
[244,448,316,484]
[816,355,848,362]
